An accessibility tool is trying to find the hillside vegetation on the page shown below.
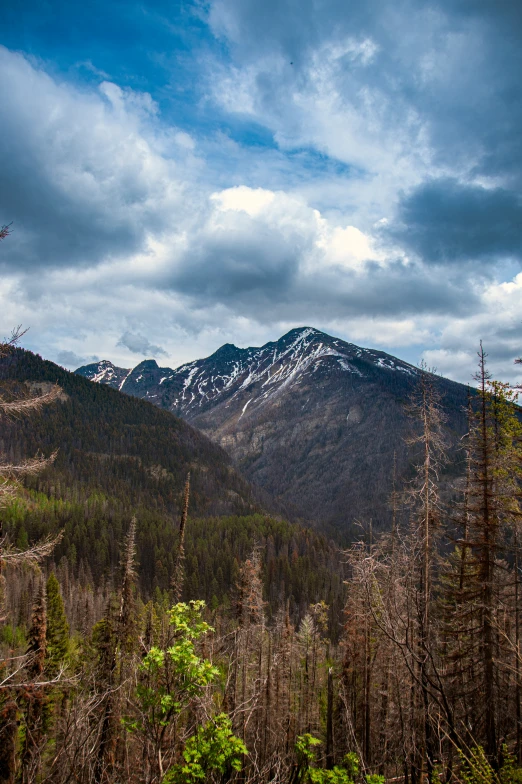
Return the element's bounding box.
[2,343,522,784]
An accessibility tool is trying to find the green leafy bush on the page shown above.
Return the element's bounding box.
[163,713,246,783]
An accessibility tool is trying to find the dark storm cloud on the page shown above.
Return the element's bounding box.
[324,261,477,318]
[117,331,168,357]
[300,263,478,321]
[249,270,476,330]
[0,169,141,272]
[170,232,478,322]
[387,179,522,265]
[0,47,181,273]
[171,217,301,301]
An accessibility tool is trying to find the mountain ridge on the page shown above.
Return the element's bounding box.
[1,347,260,519]
[76,326,421,416]
[76,327,470,536]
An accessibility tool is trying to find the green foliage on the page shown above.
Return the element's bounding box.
[499,747,522,784]
[296,734,322,767]
[295,736,360,784]
[459,746,496,784]
[308,768,354,784]
[163,713,246,783]
[127,601,219,734]
[344,753,359,781]
[366,776,385,784]
[458,746,522,784]
[0,623,26,648]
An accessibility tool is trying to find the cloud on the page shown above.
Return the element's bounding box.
[1,0,522,390]
[206,0,522,280]
[0,46,186,273]
[208,0,522,182]
[387,179,522,266]
[57,350,99,368]
[117,331,168,357]
[420,273,522,384]
[156,186,477,323]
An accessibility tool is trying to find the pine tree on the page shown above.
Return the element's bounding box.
[45,572,69,676]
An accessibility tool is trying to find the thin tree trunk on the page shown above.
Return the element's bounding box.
[326,667,334,769]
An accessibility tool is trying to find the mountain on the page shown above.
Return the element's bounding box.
[77,327,471,536]
[0,348,346,621]
[76,358,131,390]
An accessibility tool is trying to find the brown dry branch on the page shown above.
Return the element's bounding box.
[0,533,63,570]
[0,386,62,417]
[0,324,28,359]
[0,480,18,507]
[0,451,58,479]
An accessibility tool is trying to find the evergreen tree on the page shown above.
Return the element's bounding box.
[45,571,69,676]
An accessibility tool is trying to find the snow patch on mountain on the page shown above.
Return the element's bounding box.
[75,327,420,417]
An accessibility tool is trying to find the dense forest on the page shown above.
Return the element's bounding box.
[2,326,522,784]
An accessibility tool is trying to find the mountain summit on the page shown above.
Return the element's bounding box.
[76,327,469,534]
[77,327,419,416]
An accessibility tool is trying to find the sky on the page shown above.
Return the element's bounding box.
[1,0,521,384]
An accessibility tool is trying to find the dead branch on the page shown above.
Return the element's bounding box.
[0,531,63,569]
[0,450,58,479]
[0,385,62,416]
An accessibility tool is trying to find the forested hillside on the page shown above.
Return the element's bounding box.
[2,341,522,784]
[0,347,258,518]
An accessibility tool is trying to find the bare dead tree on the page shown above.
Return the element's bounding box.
[94,518,138,784]
[172,473,190,603]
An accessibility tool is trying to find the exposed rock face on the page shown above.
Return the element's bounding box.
[76,327,470,536]
[76,359,131,390]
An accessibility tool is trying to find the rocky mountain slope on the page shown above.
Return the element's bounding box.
[0,349,346,617]
[77,327,471,536]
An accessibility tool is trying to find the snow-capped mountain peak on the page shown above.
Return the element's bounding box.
[76,327,418,418]
[74,327,469,533]
[75,360,131,390]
